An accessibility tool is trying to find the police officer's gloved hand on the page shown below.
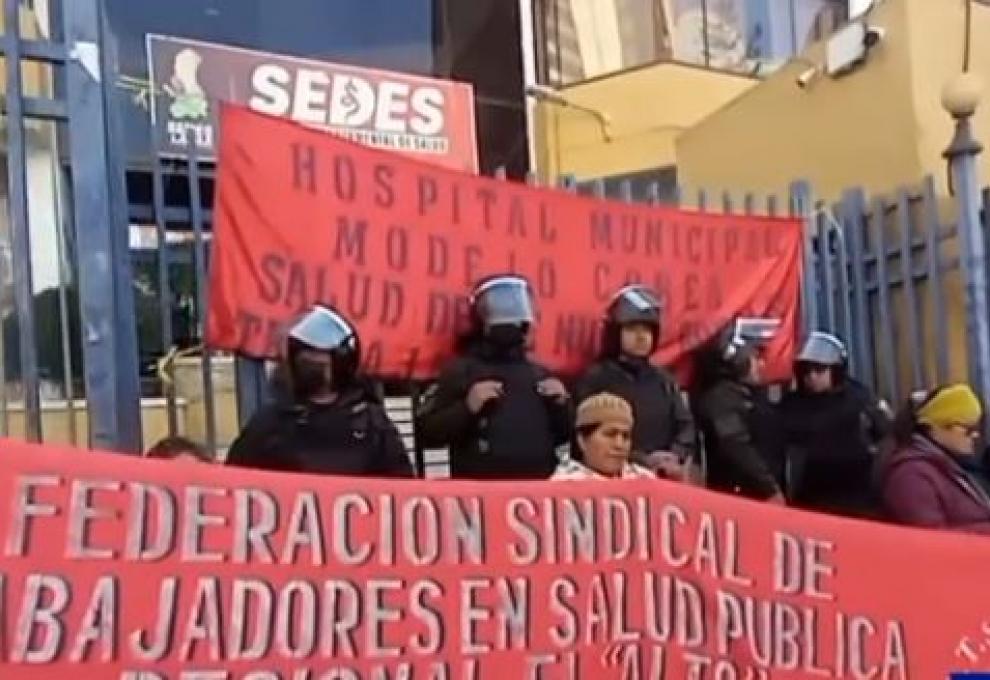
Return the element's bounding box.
[536,378,569,404]
[643,451,689,481]
[466,381,503,414]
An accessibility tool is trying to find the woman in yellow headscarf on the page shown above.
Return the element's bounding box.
[878,384,990,535]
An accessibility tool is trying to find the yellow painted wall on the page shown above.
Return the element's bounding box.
[5,399,188,451]
[531,0,990,199]
[672,0,989,393]
[535,61,757,182]
[676,0,923,201]
[0,5,52,98]
[171,356,241,454]
[3,358,241,456]
[904,0,990,196]
[528,0,987,397]
[676,0,990,202]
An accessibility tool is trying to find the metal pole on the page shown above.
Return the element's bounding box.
[186,142,217,454]
[63,0,143,452]
[0,241,8,436]
[701,0,711,67]
[4,0,43,441]
[52,148,78,446]
[790,181,818,336]
[518,0,539,174]
[150,146,178,437]
[235,357,268,428]
[943,88,990,420]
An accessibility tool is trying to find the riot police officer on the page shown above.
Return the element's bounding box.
[779,331,891,516]
[227,305,413,477]
[575,285,697,479]
[691,319,786,502]
[415,274,571,479]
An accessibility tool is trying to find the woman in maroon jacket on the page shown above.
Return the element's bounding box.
[879,384,990,536]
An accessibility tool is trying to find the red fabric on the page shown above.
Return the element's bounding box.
[208,105,804,381]
[2,438,990,677]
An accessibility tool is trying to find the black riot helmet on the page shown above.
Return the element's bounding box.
[601,284,662,358]
[795,331,848,385]
[470,274,536,330]
[710,317,780,381]
[796,331,847,367]
[608,285,662,327]
[284,305,361,396]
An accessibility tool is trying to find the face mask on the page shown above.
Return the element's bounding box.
[293,357,333,399]
[487,323,526,350]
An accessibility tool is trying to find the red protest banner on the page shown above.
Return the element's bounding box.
[2,438,990,679]
[207,105,803,380]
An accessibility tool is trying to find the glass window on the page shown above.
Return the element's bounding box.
[107,0,436,164]
[105,0,450,388]
[538,0,673,85]
[537,0,847,84]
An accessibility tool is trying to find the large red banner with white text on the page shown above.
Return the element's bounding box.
[206,105,803,381]
[1,438,989,678]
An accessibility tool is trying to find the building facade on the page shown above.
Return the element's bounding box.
[0,0,530,449]
[529,0,850,184]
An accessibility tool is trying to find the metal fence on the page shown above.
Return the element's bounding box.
[568,170,990,415]
[133,163,990,471]
[0,0,141,451]
[1,0,989,462]
[809,180,960,406]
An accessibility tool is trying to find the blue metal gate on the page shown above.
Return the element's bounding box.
[1,0,141,451]
[570,170,990,414]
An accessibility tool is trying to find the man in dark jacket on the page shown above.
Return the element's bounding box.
[415,274,571,479]
[227,305,413,477]
[692,319,786,502]
[575,284,696,479]
[779,332,891,517]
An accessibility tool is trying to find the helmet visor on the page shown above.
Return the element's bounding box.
[474,276,536,326]
[288,306,357,352]
[733,317,781,347]
[610,285,661,326]
[797,332,846,366]
[617,285,660,311]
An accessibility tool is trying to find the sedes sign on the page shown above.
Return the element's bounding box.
[147,34,478,172]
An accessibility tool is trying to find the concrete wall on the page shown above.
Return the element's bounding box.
[534,60,757,181]
[172,356,241,454]
[3,356,241,455]
[5,399,188,450]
